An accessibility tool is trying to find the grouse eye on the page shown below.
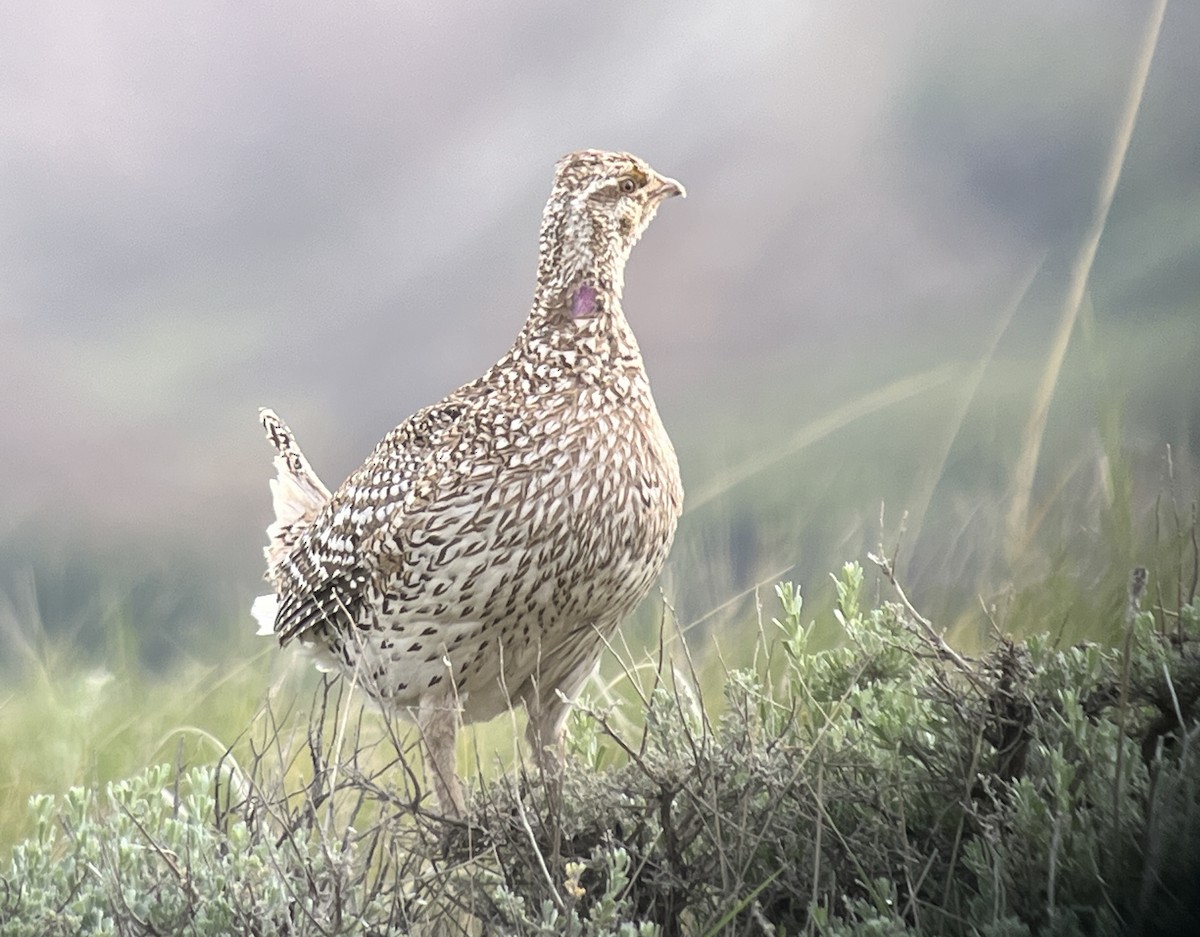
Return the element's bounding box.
[618,177,638,195]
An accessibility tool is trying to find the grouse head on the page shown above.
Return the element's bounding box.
[535,149,685,319]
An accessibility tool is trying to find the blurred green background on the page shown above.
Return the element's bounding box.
[2,1,1197,844]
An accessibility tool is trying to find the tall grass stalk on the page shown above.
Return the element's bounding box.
[1006,0,1168,560]
[687,363,959,513]
[903,257,1044,577]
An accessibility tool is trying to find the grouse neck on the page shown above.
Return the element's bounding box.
[522,225,644,357]
[518,281,643,367]
[529,179,636,312]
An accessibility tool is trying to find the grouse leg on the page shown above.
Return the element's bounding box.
[417,692,466,817]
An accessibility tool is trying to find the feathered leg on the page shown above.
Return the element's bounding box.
[418,692,466,817]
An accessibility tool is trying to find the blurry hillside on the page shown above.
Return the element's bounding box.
[2,2,1197,666]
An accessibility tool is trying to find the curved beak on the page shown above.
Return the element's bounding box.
[650,173,686,201]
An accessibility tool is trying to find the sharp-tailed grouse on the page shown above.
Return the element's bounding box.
[253,149,685,816]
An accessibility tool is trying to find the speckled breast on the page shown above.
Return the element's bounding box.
[350,390,682,721]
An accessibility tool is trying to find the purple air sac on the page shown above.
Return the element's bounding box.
[571,282,598,319]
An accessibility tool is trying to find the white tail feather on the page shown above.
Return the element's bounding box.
[265,456,328,557]
[251,594,280,636]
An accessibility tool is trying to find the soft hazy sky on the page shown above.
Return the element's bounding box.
[3,2,1197,631]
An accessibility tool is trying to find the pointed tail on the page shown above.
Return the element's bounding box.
[258,407,331,593]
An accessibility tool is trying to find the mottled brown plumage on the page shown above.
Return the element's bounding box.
[253,150,685,815]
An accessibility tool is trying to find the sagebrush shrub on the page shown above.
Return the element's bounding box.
[2,565,1197,936]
